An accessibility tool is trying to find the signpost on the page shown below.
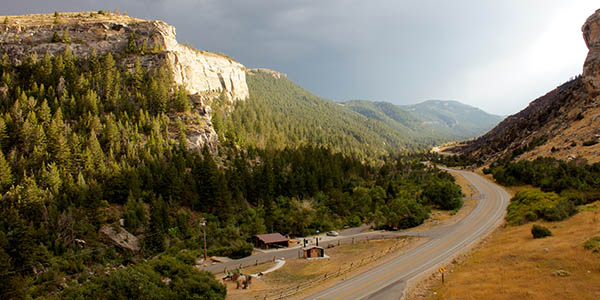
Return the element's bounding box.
[201,219,207,261]
[439,267,446,284]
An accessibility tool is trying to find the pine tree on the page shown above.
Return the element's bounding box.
[0,116,7,150]
[0,150,12,192]
[37,99,51,127]
[125,33,137,54]
[42,162,62,195]
[173,86,191,113]
[47,118,70,166]
[61,31,70,43]
[176,119,187,150]
[88,130,105,173]
[51,31,60,43]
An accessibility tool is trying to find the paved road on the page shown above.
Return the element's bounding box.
[305,168,510,300]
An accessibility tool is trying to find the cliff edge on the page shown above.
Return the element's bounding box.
[0,12,248,101]
[0,12,250,152]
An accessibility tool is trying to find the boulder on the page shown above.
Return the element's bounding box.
[583,9,600,96]
[99,225,141,252]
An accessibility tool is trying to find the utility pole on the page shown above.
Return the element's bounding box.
[201,218,207,261]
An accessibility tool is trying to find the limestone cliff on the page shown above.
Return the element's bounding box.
[583,9,600,97]
[453,8,600,164]
[0,12,249,151]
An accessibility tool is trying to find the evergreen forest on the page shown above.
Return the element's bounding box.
[0,49,463,299]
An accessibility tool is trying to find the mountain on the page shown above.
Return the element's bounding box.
[453,9,600,164]
[215,69,434,158]
[400,100,504,139]
[343,99,503,141]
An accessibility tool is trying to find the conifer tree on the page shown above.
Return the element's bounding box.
[0,117,7,150]
[0,150,12,192]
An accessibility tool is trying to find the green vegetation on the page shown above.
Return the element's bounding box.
[0,50,463,298]
[506,190,577,225]
[399,100,503,139]
[531,224,552,239]
[343,99,503,149]
[486,157,600,195]
[584,236,600,253]
[511,136,548,158]
[214,70,427,159]
[433,152,483,167]
[57,256,226,299]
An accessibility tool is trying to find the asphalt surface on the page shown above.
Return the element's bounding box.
[304,168,510,300]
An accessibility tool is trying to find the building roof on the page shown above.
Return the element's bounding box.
[254,233,288,244]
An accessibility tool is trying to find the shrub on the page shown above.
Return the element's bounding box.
[422,180,463,210]
[98,10,106,15]
[506,190,578,225]
[57,255,226,299]
[543,198,577,221]
[531,224,552,238]
[584,236,600,253]
[583,140,598,147]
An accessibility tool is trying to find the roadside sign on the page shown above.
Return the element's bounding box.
[439,267,446,273]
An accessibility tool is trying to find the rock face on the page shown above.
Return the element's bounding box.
[99,225,141,252]
[0,13,248,101]
[453,9,600,163]
[0,12,249,151]
[583,9,600,97]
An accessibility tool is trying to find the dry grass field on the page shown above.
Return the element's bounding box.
[423,202,600,300]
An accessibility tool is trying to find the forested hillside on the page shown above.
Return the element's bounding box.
[344,100,503,142]
[400,100,504,139]
[0,49,464,299]
[211,69,439,160]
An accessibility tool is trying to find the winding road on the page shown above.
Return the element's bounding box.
[304,167,510,300]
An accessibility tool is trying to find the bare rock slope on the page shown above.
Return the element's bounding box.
[455,9,600,164]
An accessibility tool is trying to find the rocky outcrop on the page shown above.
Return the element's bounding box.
[0,12,250,151]
[0,12,248,101]
[453,9,600,164]
[247,68,287,79]
[99,225,141,252]
[583,9,600,97]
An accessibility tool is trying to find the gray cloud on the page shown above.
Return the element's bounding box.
[4,1,598,114]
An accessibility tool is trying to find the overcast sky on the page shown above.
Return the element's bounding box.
[4,1,599,115]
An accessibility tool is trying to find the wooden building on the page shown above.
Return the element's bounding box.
[252,233,289,249]
[303,246,325,258]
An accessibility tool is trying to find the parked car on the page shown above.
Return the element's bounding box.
[326,231,339,236]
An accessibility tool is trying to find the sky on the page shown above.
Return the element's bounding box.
[3,1,599,115]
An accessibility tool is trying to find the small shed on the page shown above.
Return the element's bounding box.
[303,246,325,259]
[252,233,289,249]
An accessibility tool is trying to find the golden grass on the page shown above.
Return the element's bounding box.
[1,11,144,26]
[425,202,600,300]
